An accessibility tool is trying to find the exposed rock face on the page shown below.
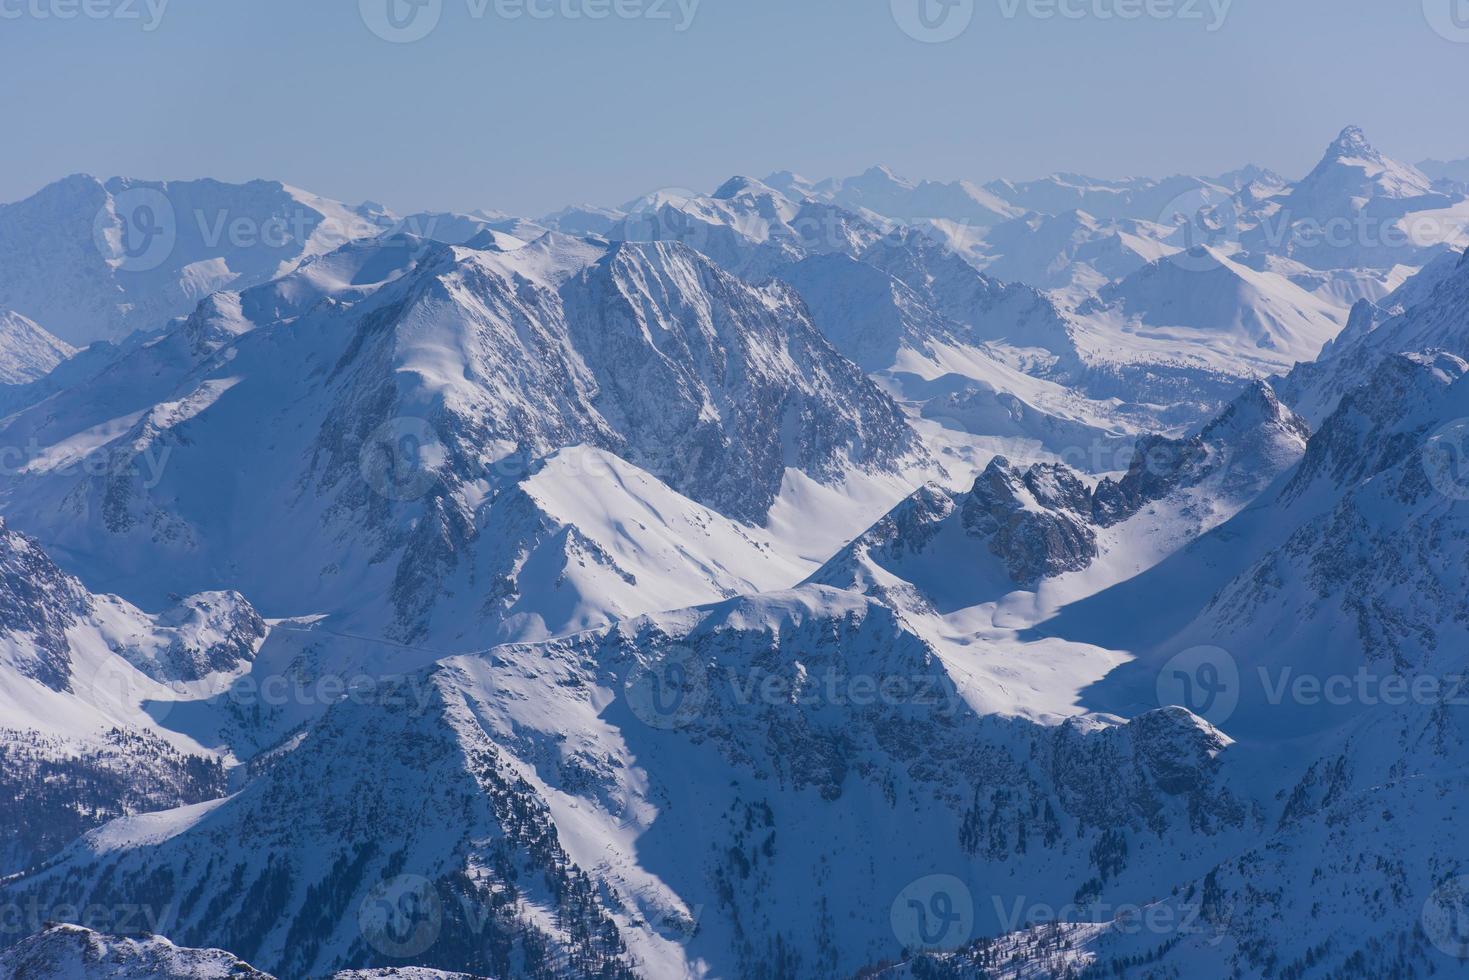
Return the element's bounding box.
[1093,379,1311,526]
[0,585,1251,979]
[0,234,926,638]
[962,458,1100,586]
[0,524,265,876]
[138,592,269,683]
[817,380,1310,595]
[0,517,94,691]
[0,925,275,979]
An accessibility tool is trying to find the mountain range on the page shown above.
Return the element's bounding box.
[2,125,1469,979]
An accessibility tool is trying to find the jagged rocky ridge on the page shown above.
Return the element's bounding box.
[0,232,924,639]
[0,584,1255,978]
[0,518,262,876]
[818,380,1310,592]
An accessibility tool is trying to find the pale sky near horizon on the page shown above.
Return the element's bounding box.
[2,0,1468,217]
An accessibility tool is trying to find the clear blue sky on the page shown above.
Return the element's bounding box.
[2,0,1467,216]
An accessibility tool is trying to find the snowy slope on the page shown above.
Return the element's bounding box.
[0,310,75,384]
[1279,248,1469,424]
[0,232,923,641]
[874,292,1469,978]
[1081,246,1348,372]
[0,518,264,875]
[1,582,1257,978]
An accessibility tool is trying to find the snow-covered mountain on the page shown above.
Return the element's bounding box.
[1082,246,1347,370]
[764,166,1020,227]
[0,574,1258,978]
[0,310,74,384]
[0,176,400,346]
[1278,248,1469,424]
[870,263,1469,978]
[1239,126,1468,272]
[5,138,1469,980]
[976,209,1179,296]
[815,379,1310,613]
[0,516,263,876]
[982,171,1240,223]
[0,231,924,642]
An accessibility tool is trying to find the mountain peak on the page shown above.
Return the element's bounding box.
[1329,124,1372,155]
[711,175,776,200]
[855,164,913,187]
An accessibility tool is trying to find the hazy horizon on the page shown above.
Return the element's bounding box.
[3,0,1469,216]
